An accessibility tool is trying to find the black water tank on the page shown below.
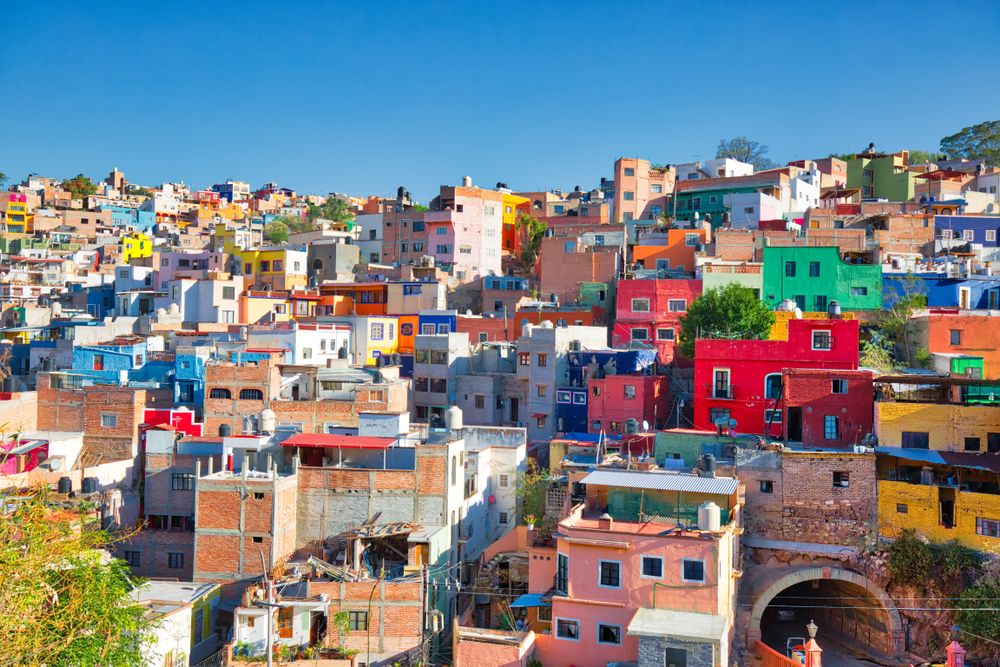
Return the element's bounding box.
[58,477,72,494]
[219,424,231,437]
[82,477,98,494]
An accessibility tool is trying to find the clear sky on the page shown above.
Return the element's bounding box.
[3,1,999,202]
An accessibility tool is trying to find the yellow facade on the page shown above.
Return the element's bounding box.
[217,202,246,221]
[357,316,400,366]
[240,248,309,291]
[239,293,291,325]
[121,232,153,263]
[4,201,33,233]
[876,401,1000,450]
[768,310,856,340]
[879,480,1000,551]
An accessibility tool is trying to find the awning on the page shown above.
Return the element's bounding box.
[530,413,546,419]
[281,433,395,449]
[627,608,729,643]
[510,593,550,608]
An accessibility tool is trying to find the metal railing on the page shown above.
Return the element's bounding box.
[755,640,802,667]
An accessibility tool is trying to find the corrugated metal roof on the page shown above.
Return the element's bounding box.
[579,469,738,495]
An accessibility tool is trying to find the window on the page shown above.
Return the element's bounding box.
[657,328,675,341]
[811,330,832,350]
[170,515,189,531]
[459,244,472,255]
[976,517,1000,538]
[668,299,687,312]
[592,385,601,396]
[499,474,509,487]
[536,415,547,428]
[499,512,508,524]
[743,206,753,214]
[665,647,688,667]
[435,226,447,235]
[650,183,662,193]
[713,369,730,399]
[641,556,663,578]
[765,409,782,424]
[902,431,930,449]
[851,286,868,297]
[691,197,701,209]
[989,433,1000,453]
[555,553,568,592]
[244,262,252,274]
[474,395,485,409]
[437,323,449,334]
[260,261,270,272]
[631,298,650,313]
[785,261,796,277]
[709,408,730,425]
[950,329,962,346]
[631,328,648,341]
[940,229,953,240]
[536,385,547,398]
[760,480,774,493]
[597,624,622,645]
[148,515,169,530]
[681,559,705,582]
[685,233,700,247]
[348,611,368,631]
[624,385,636,399]
[623,167,635,177]
[623,191,635,201]
[556,619,580,640]
[171,473,194,491]
[208,387,230,399]
[168,553,184,569]
[239,389,263,400]
[833,471,850,488]
[519,353,530,366]
[815,295,827,312]
[100,413,118,428]
[832,379,847,394]
[371,323,385,340]
[764,374,782,400]
[435,244,449,254]
[988,230,997,242]
[302,347,312,360]
[537,353,547,367]
[124,550,140,567]
[93,354,105,371]
[964,437,981,452]
[253,492,264,500]
[824,415,839,440]
[897,504,908,514]
[963,229,974,241]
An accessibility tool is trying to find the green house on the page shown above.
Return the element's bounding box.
[761,246,882,311]
[845,150,918,201]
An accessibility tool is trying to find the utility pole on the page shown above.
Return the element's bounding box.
[257,552,275,667]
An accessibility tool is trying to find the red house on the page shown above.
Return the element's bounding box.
[693,318,859,437]
[782,368,874,448]
[587,374,670,435]
[612,278,702,363]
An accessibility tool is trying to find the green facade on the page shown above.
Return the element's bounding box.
[761,246,882,311]
[672,185,760,225]
[654,429,738,467]
[578,281,613,310]
[845,153,917,201]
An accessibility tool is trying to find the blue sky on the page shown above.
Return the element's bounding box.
[3,1,999,201]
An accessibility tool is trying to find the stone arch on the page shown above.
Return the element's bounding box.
[748,566,904,654]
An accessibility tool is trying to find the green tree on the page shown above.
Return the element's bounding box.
[955,564,1000,656]
[266,220,290,245]
[515,213,547,270]
[0,492,157,665]
[907,149,946,164]
[676,284,775,358]
[876,273,927,366]
[940,120,1000,165]
[0,172,7,188]
[515,458,550,525]
[307,196,354,224]
[131,187,154,198]
[716,136,777,171]
[62,173,98,199]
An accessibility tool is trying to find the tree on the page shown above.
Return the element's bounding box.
[131,187,154,198]
[876,273,927,366]
[716,136,777,171]
[0,172,7,188]
[907,149,946,165]
[62,173,98,199]
[677,284,775,358]
[515,213,547,270]
[307,196,354,224]
[940,120,1000,166]
[0,492,156,665]
[265,220,289,245]
[515,458,550,525]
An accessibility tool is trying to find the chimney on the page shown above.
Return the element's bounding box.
[598,513,614,530]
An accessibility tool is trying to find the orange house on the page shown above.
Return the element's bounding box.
[915,311,1000,379]
[397,314,419,354]
[632,229,707,274]
[317,283,388,316]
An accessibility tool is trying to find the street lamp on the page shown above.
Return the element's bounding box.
[806,619,817,639]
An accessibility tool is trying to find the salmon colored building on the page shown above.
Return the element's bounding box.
[632,229,708,274]
[317,283,388,316]
[612,278,702,363]
[913,311,1000,379]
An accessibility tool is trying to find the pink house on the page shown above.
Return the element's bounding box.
[0,437,50,475]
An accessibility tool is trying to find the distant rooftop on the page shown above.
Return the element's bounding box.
[580,469,739,496]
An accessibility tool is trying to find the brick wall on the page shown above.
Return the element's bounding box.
[204,362,281,436]
[876,401,1000,451]
[308,579,422,656]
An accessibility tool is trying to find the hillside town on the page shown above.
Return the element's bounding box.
[4,131,1000,667]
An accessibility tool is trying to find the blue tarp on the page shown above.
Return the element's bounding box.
[510,593,550,608]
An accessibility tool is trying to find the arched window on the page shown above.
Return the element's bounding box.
[239,388,264,400]
[451,455,457,486]
[313,259,323,270]
[209,388,231,399]
[764,374,782,400]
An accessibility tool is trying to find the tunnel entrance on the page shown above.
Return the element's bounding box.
[750,567,904,660]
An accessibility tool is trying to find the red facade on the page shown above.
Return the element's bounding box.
[587,374,670,435]
[781,368,874,448]
[612,279,702,363]
[693,318,859,437]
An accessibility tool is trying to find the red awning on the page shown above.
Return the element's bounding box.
[530,413,546,419]
[281,433,396,449]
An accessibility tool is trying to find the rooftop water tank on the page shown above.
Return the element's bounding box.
[445,406,463,432]
[697,501,721,532]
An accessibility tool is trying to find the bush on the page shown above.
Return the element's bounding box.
[936,540,979,581]
[887,529,935,585]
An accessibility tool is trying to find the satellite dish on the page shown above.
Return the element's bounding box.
[641,420,649,431]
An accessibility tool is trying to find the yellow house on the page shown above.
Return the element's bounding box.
[875,400,1000,451]
[769,310,856,341]
[877,449,1000,551]
[240,248,309,292]
[501,192,530,254]
[121,232,153,263]
[351,315,399,366]
[239,291,291,325]
[214,222,253,254]
[217,202,246,221]
[4,197,34,234]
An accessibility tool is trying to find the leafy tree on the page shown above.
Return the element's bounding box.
[716,136,777,171]
[515,458,550,525]
[0,492,156,665]
[307,196,354,224]
[131,187,154,198]
[828,152,854,161]
[62,173,98,199]
[676,284,775,358]
[940,120,1000,166]
[515,213,547,270]
[272,214,313,234]
[0,172,7,187]
[876,273,927,366]
[859,334,894,371]
[410,204,429,212]
[265,220,290,245]
[907,149,946,165]
[956,560,1000,657]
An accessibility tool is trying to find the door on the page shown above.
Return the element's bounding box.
[940,488,956,528]
[787,407,803,442]
[510,397,519,423]
[959,287,971,309]
[665,647,688,667]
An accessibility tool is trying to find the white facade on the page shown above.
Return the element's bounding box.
[675,158,754,181]
[355,213,384,265]
[155,277,241,324]
[723,192,784,228]
[786,169,822,214]
[142,604,192,667]
[247,323,352,366]
[461,424,528,552]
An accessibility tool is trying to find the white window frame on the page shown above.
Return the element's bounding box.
[963,229,975,241]
[630,327,649,341]
[630,298,650,313]
[668,299,687,312]
[681,558,706,583]
[656,328,675,341]
[640,555,664,579]
[811,330,832,351]
[987,230,997,242]
[764,373,782,400]
[597,559,622,589]
[100,412,118,428]
[713,368,731,399]
[596,622,623,646]
[554,617,580,641]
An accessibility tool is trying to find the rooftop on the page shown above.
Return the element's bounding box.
[580,469,739,496]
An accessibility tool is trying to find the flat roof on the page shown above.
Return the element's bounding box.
[627,608,729,643]
[579,469,739,496]
[281,433,396,450]
[134,580,218,605]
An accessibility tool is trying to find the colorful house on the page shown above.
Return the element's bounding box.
[318,283,388,316]
[912,311,1000,379]
[884,272,1000,310]
[348,315,400,365]
[672,172,787,225]
[238,291,292,325]
[612,278,702,363]
[3,193,34,234]
[587,374,669,435]
[761,245,882,311]
[781,368,874,448]
[121,231,153,263]
[693,318,859,437]
[632,228,708,274]
[557,348,658,434]
[241,247,308,292]
[501,191,531,255]
[845,149,918,201]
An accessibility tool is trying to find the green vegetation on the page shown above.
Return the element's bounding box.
[676,284,776,358]
[907,149,947,164]
[265,220,290,245]
[0,492,156,666]
[515,212,547,269]
[62,173,99,199]
[875,273,927,367]
[716,136,777,171]
[940,120,1000,166]
[515,458,550,525]
[307,196,354,224]
[887,530,979,591]
[265,214,315,244]
[131,187,154,198]
[0,171,7,187]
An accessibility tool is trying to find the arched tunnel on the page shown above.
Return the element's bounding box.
[751,567,905,661]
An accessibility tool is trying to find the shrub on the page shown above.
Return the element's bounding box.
[887,529,935,585]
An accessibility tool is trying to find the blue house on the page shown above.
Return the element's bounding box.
[71,339,149,385]
[417,309,458,335]
[934,215,1000,247]
[883,272,1000,310]
[556,348,657,433]
[100,205,156,233]
[174,351,207,415]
